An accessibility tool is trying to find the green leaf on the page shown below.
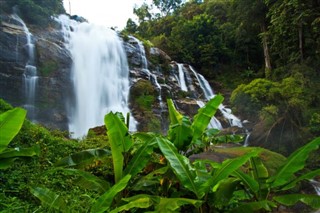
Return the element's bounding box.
[0,145,40,169]
[212,178,240,208]
[0,145,40,158]
[60,168,110,194]
[233,170,259,194]
[91,174,131,213]
[156,136,203,199]
[268,137,320,188]
[201,150,260,195]
[54,148,110,168]
[273,194,320,209]
[191,95,224,143]
[0,108,26,153]
[281,169,320,191]
[167,99,192,150]
[154,197,203,213]
[110,195,152,213]
[122,195,203,213]
[30,187,69,212]
[105,112,133,183]
[124,133,157,177]
[231,200,276,213]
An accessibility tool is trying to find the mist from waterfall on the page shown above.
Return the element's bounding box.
[57,15,136,138]
[11,13,38,121]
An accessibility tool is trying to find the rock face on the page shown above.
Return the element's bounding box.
[0,14,72,130]
[0,13,246,139]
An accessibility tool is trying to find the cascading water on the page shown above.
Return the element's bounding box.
[177,63,188,92]
[131,36,164,109]
[56,15,136,138]
[11,14,38,121]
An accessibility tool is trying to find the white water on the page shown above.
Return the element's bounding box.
[189,65,243,128]
[310,179,320,195]
[177,63,188,92]
[11,14,38,121]
[131,36,164,109]
[57,15,136,138]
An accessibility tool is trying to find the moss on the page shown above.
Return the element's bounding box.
[38,60,59,77]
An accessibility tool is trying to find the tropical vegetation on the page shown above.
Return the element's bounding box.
[1,97,320,212]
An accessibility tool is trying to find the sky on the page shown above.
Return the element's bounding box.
[62,0,146,29]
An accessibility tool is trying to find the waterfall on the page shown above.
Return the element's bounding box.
[310,179,320,195]
[189,65,243,128]
[177,64,188,91]
[57,15,136,138]
[130,36,164,110]
[11,14,38,121]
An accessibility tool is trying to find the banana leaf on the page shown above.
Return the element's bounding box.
[30,187,69,212]
[212,177,241,208]
[91,174,131,213]
[156,136,203,199]
[200,149,260,195]
[233,170,259,194]
[124,133,157,177]
[0,145,40,169]
[54,148,110,167]
[191,95,224,143]
[109,195,153,213]
[268,137,320,188]
[105,112,133,183]
[121,194,203,213]
[230,200,276,213]
[273,194,320,209]
[0,108,26,153]
[281,169,320,191]
[167,99,192,150]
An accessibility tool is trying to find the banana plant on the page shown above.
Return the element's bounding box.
[0,108,40,169]
[232,137,320,211]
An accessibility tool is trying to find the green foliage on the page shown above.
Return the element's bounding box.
[310,113,320,134]
[3,0,65,26]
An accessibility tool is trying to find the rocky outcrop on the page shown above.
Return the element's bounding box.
[0,14,72,129]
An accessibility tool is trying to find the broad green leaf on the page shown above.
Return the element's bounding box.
[212,178,240,208]
[91,174,131,213]
[124,133,157,177]
[156,136,203,199]
[231,200,276,213]
[281,169,320,191]
[233,170,259,194]
[268,137,320,188]
[54,148,110,168]
[0,145,40,169]
[154,197,203,213]
[0,108,26,153]
[105,112,133,183]
[0,145,40,158]
[250,157,269,180]
[167,99,192,150]
[273,194,320,209]
[191,95,224,142]
[60,168,110,194]
[110,195,152,213]
[201,150,260,195]
[132,166,169,192]
[30,187,69,212]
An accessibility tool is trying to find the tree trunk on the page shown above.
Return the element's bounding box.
[261,23,272,78]
[299,21,304,62]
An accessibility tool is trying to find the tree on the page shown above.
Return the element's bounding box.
[153,0,184,16]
